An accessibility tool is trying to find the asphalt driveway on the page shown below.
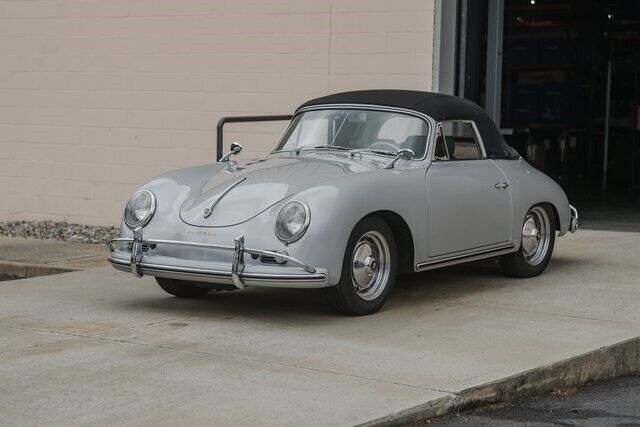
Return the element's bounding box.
[1,230,639,425]
[434,375,640,426]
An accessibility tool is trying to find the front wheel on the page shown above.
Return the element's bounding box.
[326,216,397,315]
[500,204,556,278]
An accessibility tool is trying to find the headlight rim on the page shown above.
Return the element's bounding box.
[124,189,156,230]
[275,200,311,244]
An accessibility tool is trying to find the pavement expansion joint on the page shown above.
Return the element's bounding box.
[3,323,454,394]
[444,301,638,326]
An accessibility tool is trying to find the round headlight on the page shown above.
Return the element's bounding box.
[124,190,156,229]
[275,201,310,243]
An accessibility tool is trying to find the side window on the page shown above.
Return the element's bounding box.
[439,121,483,160]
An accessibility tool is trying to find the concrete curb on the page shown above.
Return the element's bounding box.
[361,337,640,426]
[0,260,77,280]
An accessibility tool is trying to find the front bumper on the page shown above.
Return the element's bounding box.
[569,204,579,233]
[107,229,328,289]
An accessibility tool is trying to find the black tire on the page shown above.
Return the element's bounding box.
[326,216,397,315]
[500,204,556,278]
[155,278,211,298]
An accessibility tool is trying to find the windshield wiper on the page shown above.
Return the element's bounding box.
[293,145,350,154]
[349,148,396,157]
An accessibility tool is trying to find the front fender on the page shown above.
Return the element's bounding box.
[282,166,427,284]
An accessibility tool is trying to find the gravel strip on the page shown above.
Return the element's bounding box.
[0,221,118,244]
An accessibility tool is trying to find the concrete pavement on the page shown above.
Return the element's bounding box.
[1,230,639,425]
[0,237,107,280]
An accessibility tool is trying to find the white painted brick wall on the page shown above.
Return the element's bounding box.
[0,0,434,225]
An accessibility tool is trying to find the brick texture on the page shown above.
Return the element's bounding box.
[0,0,434,225]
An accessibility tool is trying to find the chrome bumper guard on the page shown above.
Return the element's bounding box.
[569,204,579,233]
[107,230,323,289]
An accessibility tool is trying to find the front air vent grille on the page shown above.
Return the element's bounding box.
[259,251,288,265]
[259,255,279,264]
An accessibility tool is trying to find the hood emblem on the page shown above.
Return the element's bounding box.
[203,177,246,218]
[186,229,216,237]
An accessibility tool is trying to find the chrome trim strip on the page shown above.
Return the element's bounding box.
[109,237,233,251]
[425,240,512,259]
[203,177,246,218]
[415,243,515,270]
[107,237,317,274]
[297,103,434,124]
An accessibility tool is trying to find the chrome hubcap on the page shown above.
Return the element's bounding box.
[351,231,390,301]
[521,206,551,266]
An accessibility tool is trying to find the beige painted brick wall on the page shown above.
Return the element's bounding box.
[0,0,434,225]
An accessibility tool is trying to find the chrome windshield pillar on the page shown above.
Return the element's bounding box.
[131,227,144,277]
[231,235,246,288]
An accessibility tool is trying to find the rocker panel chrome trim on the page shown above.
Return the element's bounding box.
[415,243,516,271]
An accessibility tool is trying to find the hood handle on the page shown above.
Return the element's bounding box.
[203,177,247,218]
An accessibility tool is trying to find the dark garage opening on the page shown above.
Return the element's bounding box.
[458,0,640,230]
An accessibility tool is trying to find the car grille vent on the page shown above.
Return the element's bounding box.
[260,255,279,264]
[259,251,288,265]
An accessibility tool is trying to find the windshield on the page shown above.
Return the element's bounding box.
[274,109,429,158]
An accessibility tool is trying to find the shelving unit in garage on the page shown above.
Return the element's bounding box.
[501,2,590,190]
[500,0,639,201]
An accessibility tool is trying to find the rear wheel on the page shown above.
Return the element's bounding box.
[500,204,556,278]
[327,216,397,315]
[155,278,211,298]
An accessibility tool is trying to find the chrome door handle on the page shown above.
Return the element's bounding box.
[495,182,509,190]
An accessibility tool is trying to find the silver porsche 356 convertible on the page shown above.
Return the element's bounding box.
[108,90,578,315]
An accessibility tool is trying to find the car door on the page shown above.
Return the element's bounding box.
[426,121,512,257]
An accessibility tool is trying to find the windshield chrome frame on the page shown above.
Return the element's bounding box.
[271,103,435,161]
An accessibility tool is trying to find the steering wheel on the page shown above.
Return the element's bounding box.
[369,141,399,152]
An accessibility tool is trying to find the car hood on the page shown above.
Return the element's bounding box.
[179,153,384,227]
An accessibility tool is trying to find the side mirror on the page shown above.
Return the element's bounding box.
[385,148,415,169]
[220,142,243,162]
[397,149,415,161]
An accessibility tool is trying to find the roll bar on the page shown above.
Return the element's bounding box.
[216,115,293,161]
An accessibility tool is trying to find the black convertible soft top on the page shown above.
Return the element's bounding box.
[298,90,514,159]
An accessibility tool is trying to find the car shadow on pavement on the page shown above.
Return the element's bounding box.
[116,255,587,321]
